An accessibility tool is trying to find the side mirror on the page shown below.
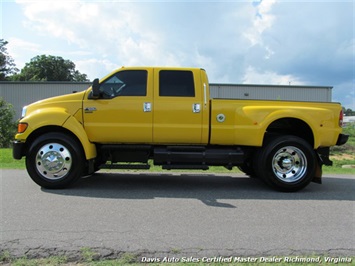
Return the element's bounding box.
[92,78,100,99]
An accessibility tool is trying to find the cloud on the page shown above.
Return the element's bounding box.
[242,66,304,85]
[75,58,119,80]
[6,37,41,68]
[256,1,354,85]
[10,0,354,109]
[16,1,184,73]
[14,0,255,80]
[241,0,354,110]
[244,0,277,47]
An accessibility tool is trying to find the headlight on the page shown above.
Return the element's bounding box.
[21,106,27,118]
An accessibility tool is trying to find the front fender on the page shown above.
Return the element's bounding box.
[16,108,96,160]
[62,115,96,160]
[16,107,71,141]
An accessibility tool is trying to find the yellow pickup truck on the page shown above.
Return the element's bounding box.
[13,67,348,191]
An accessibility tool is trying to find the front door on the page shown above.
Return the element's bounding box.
[83,69,153,143]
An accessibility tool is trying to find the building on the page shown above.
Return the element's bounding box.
[1,81,332,120]
[210,83,332,102]
[343,116,355,126]
[1,82,91,120]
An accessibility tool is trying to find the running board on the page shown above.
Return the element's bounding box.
[162,164,209,170]
[100,164,150,170]
[154,146,244,166]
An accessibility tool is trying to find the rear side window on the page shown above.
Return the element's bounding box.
[159,70,195,97]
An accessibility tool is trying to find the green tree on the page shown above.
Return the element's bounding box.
[0,39,19,80]
[0,97,17,148]
[344,108,355,116]
[11,55,89,81]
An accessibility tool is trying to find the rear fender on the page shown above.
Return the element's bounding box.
[261,110,317,147]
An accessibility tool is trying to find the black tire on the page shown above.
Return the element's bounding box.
[26,132,85,189]
[255,135,316,192]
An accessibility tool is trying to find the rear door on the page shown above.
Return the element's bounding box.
[153,68,206,144]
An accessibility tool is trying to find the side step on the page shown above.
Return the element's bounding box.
[162,164,209,170]
[100,164,150,170]
[154,146,244,166]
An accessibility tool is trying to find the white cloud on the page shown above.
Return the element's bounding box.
[75,58,119,80]
[258,1,354,85]
[19,0,101,47]
[7,37,40,53]
[7,0,354,109]
[244,0,277,47]
[16,1,181,69]
[14,0,255,80]
[242,66,304,86]
[6,37,41,69]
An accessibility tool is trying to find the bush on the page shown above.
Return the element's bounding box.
[0,97,17,148]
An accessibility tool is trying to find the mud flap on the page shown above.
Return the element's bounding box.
[84,159,95,176]
[313,147,333,184]
[313,161,322,184]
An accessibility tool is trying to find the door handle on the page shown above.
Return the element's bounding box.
[143,102,152,112]
[85,107,97,113]
[192,103,201,113]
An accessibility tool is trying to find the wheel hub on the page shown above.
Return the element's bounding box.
[36,143,72,180]
[280,157,292,170]
[272,146,307,182]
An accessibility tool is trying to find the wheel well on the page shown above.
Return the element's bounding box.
[265,118,314,147]
[26,126,84,155]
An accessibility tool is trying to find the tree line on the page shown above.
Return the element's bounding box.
[0,39,91,147]
[343,108,355,116]
[0,39,89,82]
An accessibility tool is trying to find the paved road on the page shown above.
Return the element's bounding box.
[0,169,354,261]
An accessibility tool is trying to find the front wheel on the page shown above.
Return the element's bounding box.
[26,132,85,189]
[255,135,316,192]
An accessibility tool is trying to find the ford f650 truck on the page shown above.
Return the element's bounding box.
[13,67,349,191]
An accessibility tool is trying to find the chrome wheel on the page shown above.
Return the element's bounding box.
[35,143,72,180]
[272,146,307,183]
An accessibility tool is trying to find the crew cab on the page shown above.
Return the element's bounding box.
[13,67,349,191]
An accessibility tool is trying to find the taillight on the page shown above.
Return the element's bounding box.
[339,110,344,127]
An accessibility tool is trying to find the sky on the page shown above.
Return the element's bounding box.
[1,0,354,109]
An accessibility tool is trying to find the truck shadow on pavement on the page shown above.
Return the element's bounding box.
[42,172,355,208]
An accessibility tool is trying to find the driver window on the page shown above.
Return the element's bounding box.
[99,70,147,99]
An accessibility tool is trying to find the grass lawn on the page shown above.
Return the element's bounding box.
[1,250,354,266]
[0,148,25,169]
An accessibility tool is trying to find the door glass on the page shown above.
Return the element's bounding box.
[159,70,195,97]
[99,70,147,99]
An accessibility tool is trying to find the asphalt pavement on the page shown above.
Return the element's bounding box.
[0,169,354,261]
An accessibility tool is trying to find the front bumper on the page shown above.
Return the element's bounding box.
[13,141,26,160]
[336,134,349,146]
